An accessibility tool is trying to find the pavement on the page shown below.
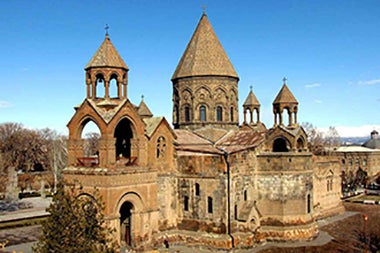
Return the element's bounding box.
[0,197,51,223]
[0,197,358,253]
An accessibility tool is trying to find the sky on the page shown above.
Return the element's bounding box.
[0,0,379,138]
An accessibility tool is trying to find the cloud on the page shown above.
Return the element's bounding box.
[319,125,380,138]
[358,79,380,85]
[314,99,323,104]
[0,100,12,108]
[305,83,321,89]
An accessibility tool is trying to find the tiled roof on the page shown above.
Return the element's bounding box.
[174,129,223,155]
[243,90,260,107]
[174,129,213,145]
[193,127,228,143]
[85,35,128,70]
[216,130,265,153]
[137,100,153,118]
[172,14,238,80]
[143,117,163,137]
[273,84,298,104]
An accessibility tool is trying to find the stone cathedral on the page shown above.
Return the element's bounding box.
[64,13,343,251]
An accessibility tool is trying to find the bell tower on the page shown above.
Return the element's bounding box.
[273,78,299,128]
[85,33,129,100]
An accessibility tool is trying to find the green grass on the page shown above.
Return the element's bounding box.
[0,216,47,229]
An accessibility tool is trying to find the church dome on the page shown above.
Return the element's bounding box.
[362,130,380,149]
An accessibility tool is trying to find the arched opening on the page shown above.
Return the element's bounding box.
[120,201,134,246]
[156,136,166,159]
[230,107,234,122]
[195,183,200,196]
[114,118,133,158]
[95,74,105,98]
[200,105,207,122]
[109,75,118,98]
[297,137,304,152]
[273,138,290,152]
[174,105,179,125]
[184,106,191,122]
[307,194,311,214]
[216,106,223,121]
[81,120,101,157]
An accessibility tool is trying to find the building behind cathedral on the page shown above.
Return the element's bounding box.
[63,13,345,251]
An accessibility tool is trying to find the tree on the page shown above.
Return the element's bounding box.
[301,123,341,155]
[33,183,118,253]
[301,122,324,155]
[84,132,100,157]
[38,128,67,192]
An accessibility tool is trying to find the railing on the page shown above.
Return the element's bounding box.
[76,157,99,167]
[76,156,138,167]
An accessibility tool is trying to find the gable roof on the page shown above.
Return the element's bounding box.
[85,35,128,70]
[172,14,238,80]
[273,84,298,104]
[216,130,265,153]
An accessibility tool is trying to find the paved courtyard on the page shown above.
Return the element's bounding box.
[1,200,378,253]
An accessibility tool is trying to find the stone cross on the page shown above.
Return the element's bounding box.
[105,24,109,35]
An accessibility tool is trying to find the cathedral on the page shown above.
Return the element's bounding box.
[64,13,343,251]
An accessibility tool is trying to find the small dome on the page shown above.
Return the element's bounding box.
[363,130,380,149]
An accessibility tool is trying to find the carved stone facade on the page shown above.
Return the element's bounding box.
[63,13,343,251]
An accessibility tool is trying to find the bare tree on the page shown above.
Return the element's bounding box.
[301,123,340,155]
[84,132,100,157]
[39,128,67,192]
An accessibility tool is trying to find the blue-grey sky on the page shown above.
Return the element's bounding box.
[1,0,379,137]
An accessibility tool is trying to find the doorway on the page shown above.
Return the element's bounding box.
[120,201,133,246]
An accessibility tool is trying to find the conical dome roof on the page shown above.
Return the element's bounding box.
[243,89,260,107]
[85,35,128,70]
[273,84,298,104]
[172,14,238,80]
[137,97,153,118]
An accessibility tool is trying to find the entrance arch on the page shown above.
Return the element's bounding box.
[120,202,133,246]
[115,192,144,247]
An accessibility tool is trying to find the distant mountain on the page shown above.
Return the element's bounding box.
[340,136,368,146]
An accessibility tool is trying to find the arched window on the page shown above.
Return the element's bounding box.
[109,74,119,98]
[156,136,166,159]
[207,196,213,214]
[307,194,311,214]
[195,183,200,196]
[184,196,189,211]
[95,74,105,98]
[184,106,191,122]
[230,107,234,122]
[200,105,206,122]
[216,106,223,121]
[244,190,248,201]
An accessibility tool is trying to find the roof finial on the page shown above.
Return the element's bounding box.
[141,95,144,101]
[105,24,110,36]
[283,77,287,84]
[201,4,207,15]
[250,85,253,92]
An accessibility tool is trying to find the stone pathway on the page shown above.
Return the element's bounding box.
[0,204,358,253]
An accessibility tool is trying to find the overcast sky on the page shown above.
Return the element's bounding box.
[1,0,379,137]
